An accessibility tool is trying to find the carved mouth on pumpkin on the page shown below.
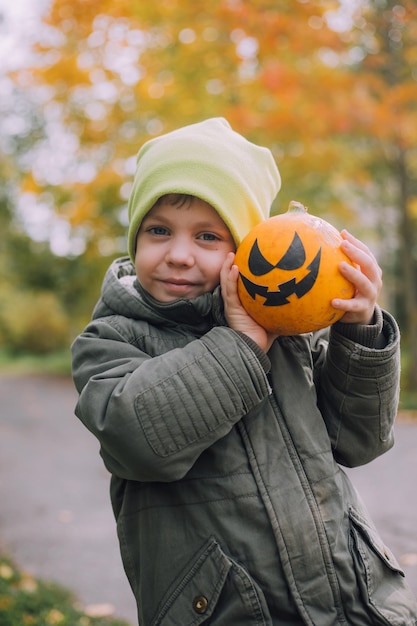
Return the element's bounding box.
[239,232,322,306]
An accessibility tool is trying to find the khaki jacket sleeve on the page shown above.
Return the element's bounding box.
[72,321,271,482]
[313,309,400,467]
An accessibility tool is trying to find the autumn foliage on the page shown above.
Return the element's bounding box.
[3,0,417,385]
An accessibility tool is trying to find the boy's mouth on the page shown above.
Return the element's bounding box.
[162,278,200,293]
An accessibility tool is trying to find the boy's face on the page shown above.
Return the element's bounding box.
[135,197,236,303]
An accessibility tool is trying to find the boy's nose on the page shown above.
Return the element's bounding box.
[165,239,195,266]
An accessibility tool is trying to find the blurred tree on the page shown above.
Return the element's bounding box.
[340,0,417,387]
[5,0,417,385]
[0,89,111,349]
[22,0,356,251]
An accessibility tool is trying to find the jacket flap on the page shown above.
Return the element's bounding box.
[154,538,231,625]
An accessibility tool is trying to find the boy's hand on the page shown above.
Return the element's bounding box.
[332,230,383,325]
[220,253,278,353]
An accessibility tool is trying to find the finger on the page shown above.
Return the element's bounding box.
[332,292,375,325]
[221,252,235,274]
[340,230,380,264]
[220,252,235,292]
[227,263,240,301]
[340,238,382,283]
[339,260,380,299]
[340,230,373,254]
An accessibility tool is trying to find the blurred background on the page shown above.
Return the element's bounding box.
[0,0,416,402]
[1,2,416,622]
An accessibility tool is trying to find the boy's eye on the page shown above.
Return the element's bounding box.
[199,232,219,241]
[149,226,169,236]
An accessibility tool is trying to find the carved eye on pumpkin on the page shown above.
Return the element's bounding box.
[234,202,355,336]
[249,231,307,275]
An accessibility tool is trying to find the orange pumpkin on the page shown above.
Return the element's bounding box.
[235,201,356,335]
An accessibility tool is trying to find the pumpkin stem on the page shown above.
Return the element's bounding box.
[288,201,308,214]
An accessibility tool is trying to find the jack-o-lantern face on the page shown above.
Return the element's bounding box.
[240,232,321,306]
[235,202,355,336]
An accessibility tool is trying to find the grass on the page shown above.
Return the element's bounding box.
[398,389,417,414]
[0,556,132,626]
[0,350,72,377]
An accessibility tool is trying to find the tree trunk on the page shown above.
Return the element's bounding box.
[397,149,417,389]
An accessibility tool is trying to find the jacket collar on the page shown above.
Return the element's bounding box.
[95,257,226,332]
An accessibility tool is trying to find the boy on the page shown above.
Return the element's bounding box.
[71,118,417,625]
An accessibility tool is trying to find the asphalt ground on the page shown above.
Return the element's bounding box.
[0,373,416,625]
[0,373,137,624]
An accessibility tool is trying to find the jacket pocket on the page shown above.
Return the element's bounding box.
[153,537,272,626]
[349,506,417,625]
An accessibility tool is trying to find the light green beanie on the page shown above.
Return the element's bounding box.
[127,117,281,261]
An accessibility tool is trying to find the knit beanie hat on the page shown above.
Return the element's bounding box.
[127,117,281,261]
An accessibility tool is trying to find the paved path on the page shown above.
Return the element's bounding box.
[0,373,416,626]
[0,374,137,624]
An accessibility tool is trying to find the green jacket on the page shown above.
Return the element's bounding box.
[72,257,417,626]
